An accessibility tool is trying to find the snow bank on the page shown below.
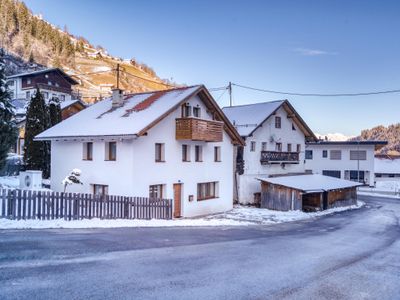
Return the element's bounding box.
[0,202,364,229]
[0,176,19,189]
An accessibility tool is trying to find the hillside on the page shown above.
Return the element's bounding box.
[351,124,400,155]
[0,0,175,101]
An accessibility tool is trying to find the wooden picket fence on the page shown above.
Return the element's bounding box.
[0,189,173,220]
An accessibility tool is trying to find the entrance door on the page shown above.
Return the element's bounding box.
[173,183,182,218]
[322,192,328,210]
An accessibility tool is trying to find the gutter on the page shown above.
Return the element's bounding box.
[34,134,139,142]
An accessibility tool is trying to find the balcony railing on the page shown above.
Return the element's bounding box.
[260,151,300,164]
[176,117,223,142]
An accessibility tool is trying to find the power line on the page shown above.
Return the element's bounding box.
[120,69,175,88]
[209,86,228,92]
[232,83,400,97]
[70,69,113,77]
[215,87,228,102]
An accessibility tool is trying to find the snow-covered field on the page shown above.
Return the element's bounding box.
[0,202,364,229]
[358,180,400,198]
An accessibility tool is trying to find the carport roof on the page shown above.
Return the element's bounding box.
[257,174,362,193]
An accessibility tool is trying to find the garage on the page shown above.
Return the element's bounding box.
[258,174,361,212]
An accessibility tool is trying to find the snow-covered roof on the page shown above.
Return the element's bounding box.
[7,68,78,85]
[222,100,316,140]
[222,100,284,136]
[60,99,86,110]
[257,174,362,193]
[375,158,400,174]
[35,85,244,143]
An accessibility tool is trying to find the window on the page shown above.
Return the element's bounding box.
[214,146,221,162]
[261,142,267,151]
[287,144,292,152]
[322,170,341,178]
[348,170,365,182]
[250,141,256,152]
[155,143,165,162]
[83,142,93,160]
[322,150,328,158]
[105,141,116,161]
[42,91,49,99]
[297,144,301,153]
[350,150,367,160]
[7,80,14,86]
[193,106,201,118]
[292,123,296,131]
[60,94,65,101]
[149,184,164,199]
[27,78,31,84]
[10,91,14,99]
[275,116,281,128]
[305,150,313,159]
[197,182,218,201]
[181,104,191,117]
[276,142,282,152]
[182,144,190,162]
[26,91,30,100]
[330,150,342,160]
[93,184,108,196]
[195,145,203,162]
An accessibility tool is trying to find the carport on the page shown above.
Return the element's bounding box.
[257,174,362,212]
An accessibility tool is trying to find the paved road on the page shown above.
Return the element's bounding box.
[0,195,399,300]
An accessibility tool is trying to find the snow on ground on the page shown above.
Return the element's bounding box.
[0,176,51,191]
[0,202,364,229]
[0,176,19,189]
[358,180,400,198]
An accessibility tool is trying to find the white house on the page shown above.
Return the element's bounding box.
[35,85,244,218]
[222,100,316,204]
[305,141,387,186]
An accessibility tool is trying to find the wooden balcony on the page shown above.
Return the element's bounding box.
[260,151,300,164]
[176,117,223,142]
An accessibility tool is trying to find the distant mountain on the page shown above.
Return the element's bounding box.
[0,0,176,101]
[315,133,352,141]
[351,124,400,155]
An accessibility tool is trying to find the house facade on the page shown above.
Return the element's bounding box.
[36,85,244,218]
[223,100,316,204]
[305,141,387,186]
[7,68,83,155]
[374,155,400,181]
[6,68,78,102]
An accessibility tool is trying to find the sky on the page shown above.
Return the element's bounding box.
[23,0,400,136]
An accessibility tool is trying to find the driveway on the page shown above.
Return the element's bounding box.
[0,195,399,299]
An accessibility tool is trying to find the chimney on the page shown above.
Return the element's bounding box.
[112,88,124,108]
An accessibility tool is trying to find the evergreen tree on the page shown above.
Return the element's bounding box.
[48,96,61,127]
[0,48,17,170]
[23,88,50,178]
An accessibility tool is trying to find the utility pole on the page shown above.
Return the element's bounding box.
[228,81,233,107]
[116,63,120,89]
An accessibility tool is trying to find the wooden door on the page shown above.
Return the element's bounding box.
[173,183,182,218]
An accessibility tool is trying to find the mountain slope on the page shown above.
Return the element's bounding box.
[352,124,400,155]
[0,0,175,101]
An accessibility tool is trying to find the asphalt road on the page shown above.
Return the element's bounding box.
[0,195,399,300]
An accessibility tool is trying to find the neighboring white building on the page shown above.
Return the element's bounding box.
[305,141,387,186]
[222,100,316,204]
[35,85,244,218]
[375,156,400,181]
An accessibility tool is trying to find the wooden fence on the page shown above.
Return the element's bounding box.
[0,189,173,220]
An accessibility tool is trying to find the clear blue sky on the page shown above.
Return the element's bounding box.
[23,0,400,136]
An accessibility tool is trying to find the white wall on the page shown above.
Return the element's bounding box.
[239,106,307,204]
[305,144,375,186]
[50,94,234,217]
